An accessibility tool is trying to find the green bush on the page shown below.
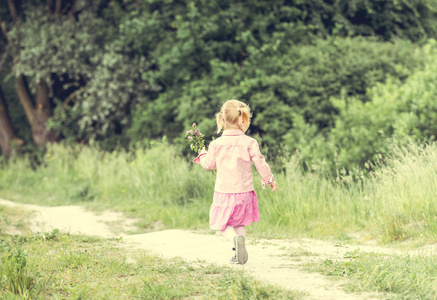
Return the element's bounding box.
[130,36,422,167]
[121,1,433,164]
[325,39,437,172]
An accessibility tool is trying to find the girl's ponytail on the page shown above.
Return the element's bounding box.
[239,106,252,125]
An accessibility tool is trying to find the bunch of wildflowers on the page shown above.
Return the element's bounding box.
[186,123,204,154]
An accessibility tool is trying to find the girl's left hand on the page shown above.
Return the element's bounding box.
[270,181,277,192]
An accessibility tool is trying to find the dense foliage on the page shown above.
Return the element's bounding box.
[328,40,437,172]
[2,0,437,173]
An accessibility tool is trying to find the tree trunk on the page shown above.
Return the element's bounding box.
[0,85,24,156]
[16,76,55,147]
[32,79,55,147]
[55,0,62,14]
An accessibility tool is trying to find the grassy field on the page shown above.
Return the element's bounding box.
[1,142,437,298]
[1,141,437,243]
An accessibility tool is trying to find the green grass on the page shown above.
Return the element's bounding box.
[316,249,437,299]
[0,205,32,236]
[1,141,437,243]
[2,142,437,299]
[0,142,215,231]
[0,230,301,299]
[366,145,437,243]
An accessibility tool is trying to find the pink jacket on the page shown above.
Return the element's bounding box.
[194,129,274,193]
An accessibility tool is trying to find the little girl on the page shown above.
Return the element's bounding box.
[194,99,277,265]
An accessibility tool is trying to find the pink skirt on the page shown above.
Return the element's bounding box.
[209,191,260,231]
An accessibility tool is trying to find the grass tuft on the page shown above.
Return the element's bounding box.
[320,250,437,298]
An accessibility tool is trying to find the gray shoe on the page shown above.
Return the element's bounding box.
[231,238,237,263]
[234,235,248,265]
[230,255,238,263]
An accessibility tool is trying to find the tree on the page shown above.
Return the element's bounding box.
[0,84,23,156]
[126,0,432,157]
[0,0,78,151]
[2,0,437,158]
[0,0,159,154]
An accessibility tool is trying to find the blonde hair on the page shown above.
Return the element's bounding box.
[215,100,252,133]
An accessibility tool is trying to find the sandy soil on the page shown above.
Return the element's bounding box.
[2,198,434,299]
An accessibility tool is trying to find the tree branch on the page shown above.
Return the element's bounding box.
[0,48,9,72]
[17,75,35,126]
[0,19,12,44]
[7,0,20,22]
[63,88,81,107]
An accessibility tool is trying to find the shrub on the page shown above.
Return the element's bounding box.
[326,39,437,172]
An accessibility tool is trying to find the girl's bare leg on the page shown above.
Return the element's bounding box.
[233,225,246,237]
[221,225,237,242]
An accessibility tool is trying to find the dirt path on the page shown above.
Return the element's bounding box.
[1,198,425,299]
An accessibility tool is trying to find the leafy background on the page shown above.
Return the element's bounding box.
[1,0,437,175]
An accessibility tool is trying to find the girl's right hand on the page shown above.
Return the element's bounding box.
[270,181,277,192]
